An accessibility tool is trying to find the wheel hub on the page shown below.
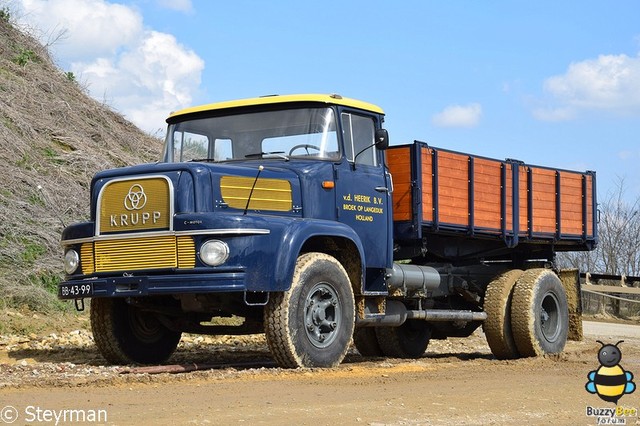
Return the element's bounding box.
[540,292,560,342]
[304,282,341,348]
[129,307,163,344]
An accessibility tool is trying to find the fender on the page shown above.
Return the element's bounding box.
[271,218,366,292]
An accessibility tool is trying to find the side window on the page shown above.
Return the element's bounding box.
[172,133,232,162]
[213,138,233,161]
[174,131,209,161]
[342,113,377,166]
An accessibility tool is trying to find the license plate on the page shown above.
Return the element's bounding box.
[59,283,93,298]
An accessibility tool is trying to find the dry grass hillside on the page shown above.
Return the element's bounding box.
[0,16,163,311]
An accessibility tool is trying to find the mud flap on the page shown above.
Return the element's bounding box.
[559,269,583,341]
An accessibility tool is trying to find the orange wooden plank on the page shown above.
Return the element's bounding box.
[529,167,558,234]
[436,150,469,227]
[559,172,588,236]
[387,147,412,221]
[533,221,556,234]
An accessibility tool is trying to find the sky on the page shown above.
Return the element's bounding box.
[11,0,640,202]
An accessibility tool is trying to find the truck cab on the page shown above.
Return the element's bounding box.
[162,94,393,293]
[61,95,394,367]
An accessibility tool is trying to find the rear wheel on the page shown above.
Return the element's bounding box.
[264,253,355,368]
[353,327,384,357]
[375,319,431,359]
[510,269,569,357]
[90,298,182,365]
[483,269,523,359]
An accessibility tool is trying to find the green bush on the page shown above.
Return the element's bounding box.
[0,7,10,22]
[13,48,37,66]
[22,240,46,263]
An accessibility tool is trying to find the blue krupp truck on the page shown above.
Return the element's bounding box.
[59,94,597,368]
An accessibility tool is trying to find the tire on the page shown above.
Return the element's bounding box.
[264,252,355,368]
[353,327,384,357]
[483,269,523,360]
[375,319,431,359]
[90,298,182,365]
[510,269,569,357]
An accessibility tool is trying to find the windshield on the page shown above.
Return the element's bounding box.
[163,107,340,163]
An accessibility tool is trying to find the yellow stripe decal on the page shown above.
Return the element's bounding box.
[220,176,292,211]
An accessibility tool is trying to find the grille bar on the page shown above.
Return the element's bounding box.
[80,235,195,273]
[81,242,95,275]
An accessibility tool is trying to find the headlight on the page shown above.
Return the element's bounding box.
[64,249,80,274]
[199,240,229,266]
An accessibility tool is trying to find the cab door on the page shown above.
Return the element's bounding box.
[334,111,392,293]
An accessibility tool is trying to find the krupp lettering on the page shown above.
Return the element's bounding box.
[110,211,161,227]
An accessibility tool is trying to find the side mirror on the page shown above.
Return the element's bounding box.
[375,128,389,150]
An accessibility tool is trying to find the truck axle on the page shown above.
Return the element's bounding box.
[356,300,487,327]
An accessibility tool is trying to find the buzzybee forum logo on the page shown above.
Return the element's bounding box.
[586,340,636,404]
[584,340,637,424]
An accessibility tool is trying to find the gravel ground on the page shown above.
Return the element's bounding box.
[2,313,639,425]
[0,311,637,391]
[0,320,497,389]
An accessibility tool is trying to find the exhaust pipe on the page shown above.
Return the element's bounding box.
[407,310,487,322]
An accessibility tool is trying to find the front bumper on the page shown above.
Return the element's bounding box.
[58,271,246,299]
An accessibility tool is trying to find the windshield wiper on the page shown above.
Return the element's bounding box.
[244,151,289,160]
[189,158,217,162]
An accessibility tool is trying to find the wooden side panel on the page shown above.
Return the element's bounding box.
[386,147,412,221]
[437,151,469,226]
[530,167,556,234]
[389,142,596,248]
[559,172,584,235]
[420,147,434,222]
[473,158,502,230]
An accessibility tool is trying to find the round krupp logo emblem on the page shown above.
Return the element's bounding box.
[124,184,147,211]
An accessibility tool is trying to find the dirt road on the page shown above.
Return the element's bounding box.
[1,320,639,425]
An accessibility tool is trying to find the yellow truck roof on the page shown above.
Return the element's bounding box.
[167,94,384,120]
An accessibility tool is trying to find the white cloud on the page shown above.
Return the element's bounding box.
[76,31,204,132]
[17,0,142,60]
[431,103,482,128]
[618,150,640,161]
[536,53,640,121]
[16,0,204,134]
[156,0,193,13]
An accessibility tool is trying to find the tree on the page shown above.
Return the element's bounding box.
[558,177,640,316]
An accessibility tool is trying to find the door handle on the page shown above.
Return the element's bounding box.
[375,186,389,193]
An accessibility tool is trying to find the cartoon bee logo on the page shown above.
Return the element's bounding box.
[586,340,636,404]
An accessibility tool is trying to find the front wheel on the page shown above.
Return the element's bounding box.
[90,298,182,365]
[264,252,355,368]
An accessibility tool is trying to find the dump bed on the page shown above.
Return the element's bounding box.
[387,142,597,262]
